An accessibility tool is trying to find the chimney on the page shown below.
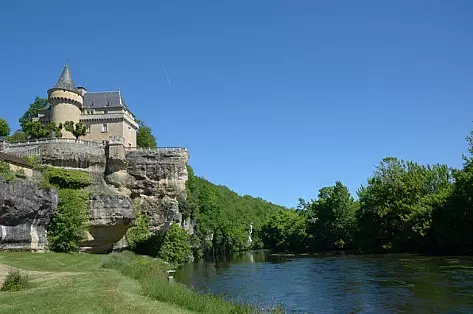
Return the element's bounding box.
[77,86,87,96]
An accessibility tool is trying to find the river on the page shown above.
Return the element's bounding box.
[175,251,473,313]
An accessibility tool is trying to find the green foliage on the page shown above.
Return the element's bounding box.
[136,120,157,148]
[41,167,92,252]
[47,189,90,252]
[64,121,87,140]
[0,270,30,292]
[41,167,91,189]
[0,161,27,182]
[23,120,50,139]
[158,223,193,264]
[187,166,285,258]
[0,161,16,182]
[102,252,254,314]
[5,129,27,142]
[260,209,308,253]
[48,122,63,138]
[307,181,357,250]
[356,158,452,252]
[0,118,10,137]
[19,97,48,131]
[125,203,151,250]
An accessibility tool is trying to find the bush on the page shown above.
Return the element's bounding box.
[42,167,91,189]
[0,161,16,182]
[0,270,30,292]
[125,203,151,250]
[158,223,193,264]
[47,189,89,252]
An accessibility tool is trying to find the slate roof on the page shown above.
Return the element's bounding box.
[83,91,128,109]
[0,152,32,168]
[50,64,78,93]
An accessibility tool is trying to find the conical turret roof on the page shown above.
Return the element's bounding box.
[51,64,78,92]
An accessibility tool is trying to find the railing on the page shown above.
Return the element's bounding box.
[4,138,105,148]
[125,147,187,152]
[2,146,41,158]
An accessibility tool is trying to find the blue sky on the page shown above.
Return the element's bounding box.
[1,1,472,207]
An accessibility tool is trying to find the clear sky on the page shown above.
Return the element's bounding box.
[1,1,472,207]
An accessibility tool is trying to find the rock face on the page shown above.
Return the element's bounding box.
[0,179,57,251]
[81,194,135,253]
[40,142,106,173]
[0,142,191,253]
[106,149,192,234]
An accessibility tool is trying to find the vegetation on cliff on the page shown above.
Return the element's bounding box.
[260,130,473,255]
[186,166,286,258]
[136,120,157,148]
[41,167,92,252]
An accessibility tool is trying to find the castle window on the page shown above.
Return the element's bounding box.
[86,124,90,133]
[102,123,108,133]
[104,110,108,114]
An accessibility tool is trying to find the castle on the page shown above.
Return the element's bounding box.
[35,64,139,147]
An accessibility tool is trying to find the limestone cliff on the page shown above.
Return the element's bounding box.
[0,140,191,253]
[0,179,57,251]
[106,149,192,235]
[80,194,135,253]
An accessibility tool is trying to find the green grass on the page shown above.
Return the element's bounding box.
[102,252,256,314]
[0,252,194,314]
[1,270,30,292]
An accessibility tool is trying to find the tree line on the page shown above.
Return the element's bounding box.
[259,131,473,255]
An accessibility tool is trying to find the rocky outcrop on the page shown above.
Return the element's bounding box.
[105,149,192,234]
[80,194,135,253]
[0,179,57,251]
[39,142,106,173]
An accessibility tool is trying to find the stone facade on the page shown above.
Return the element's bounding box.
[36,64,138,147]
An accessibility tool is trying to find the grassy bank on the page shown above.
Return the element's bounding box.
[0,252,274,314]
[0,252,193,314]
[102,252,255,314]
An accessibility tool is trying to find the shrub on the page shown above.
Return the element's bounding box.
[126,205,151,251]
[42,167,91,189]
[0,270,30,292]
[158,223,193,264]
[0,161,16,182]
[47,189,89,252]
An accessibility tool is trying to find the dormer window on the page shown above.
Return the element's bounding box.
[106,101,111,107]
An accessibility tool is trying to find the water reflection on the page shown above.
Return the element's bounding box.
[175,252,473,313]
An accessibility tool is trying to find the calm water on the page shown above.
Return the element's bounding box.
[175,251,473,313]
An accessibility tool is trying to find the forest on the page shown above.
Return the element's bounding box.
[188,129,473,257]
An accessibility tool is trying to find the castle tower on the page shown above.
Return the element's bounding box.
[47,64,83,138]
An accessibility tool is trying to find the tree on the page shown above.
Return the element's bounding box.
[431,130,473,253]
[158,223,193,264]
[0,118,10,137]
[23,120,50,139]
[260,209,308,253]
[5,130,27,142]
[136,120,157,148]
[307,181,357,251]
[357,157,452,252]
[64,121,87,140]
[19,97,48,133]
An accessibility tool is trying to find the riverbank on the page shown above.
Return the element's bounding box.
[0,252,259,314]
